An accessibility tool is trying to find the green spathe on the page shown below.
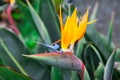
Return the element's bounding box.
[23,52,82,71]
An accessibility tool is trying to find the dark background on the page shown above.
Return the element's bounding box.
[73,0,120,46]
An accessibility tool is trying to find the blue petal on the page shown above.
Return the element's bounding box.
[39,42,60,51]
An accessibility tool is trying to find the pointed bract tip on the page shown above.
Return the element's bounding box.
[87,19,98,25]
[87,6,91,11]
[22,54,33,58]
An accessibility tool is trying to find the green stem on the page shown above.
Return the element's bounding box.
[0,39,28,76]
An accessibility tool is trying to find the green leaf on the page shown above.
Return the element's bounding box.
[84,68,91,80]
[16,0,51,52]
[16,0,36,37]
[79,67,90,80]
[51,67,63,80]
[107,12,114,48]
[26,0,51,44]
[62,70,72,80]
[90,44,104,64]
[16,0,40,50]
[0,39,28,76]
[115,48,120,61]
[75,38,85,58]
[0,65,31,80]
[31,0,41,13]
[0,28,51,80]
[52,0,63,12]
[0,28,29,75]
[104,46,117,80]
[71,71,79,80]
[94,62,104,80]
[39,0,60,42]
[83,44,100,79]
[0,58,3,64]
[86,1,114,60]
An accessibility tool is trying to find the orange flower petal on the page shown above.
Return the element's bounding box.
[61,9,77,50]
[61,16,71,50]
[61,8,95,51]
[70,8,78,42]
[71,9,89,43]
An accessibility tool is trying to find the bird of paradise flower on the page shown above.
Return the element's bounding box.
[23,4,97,80]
